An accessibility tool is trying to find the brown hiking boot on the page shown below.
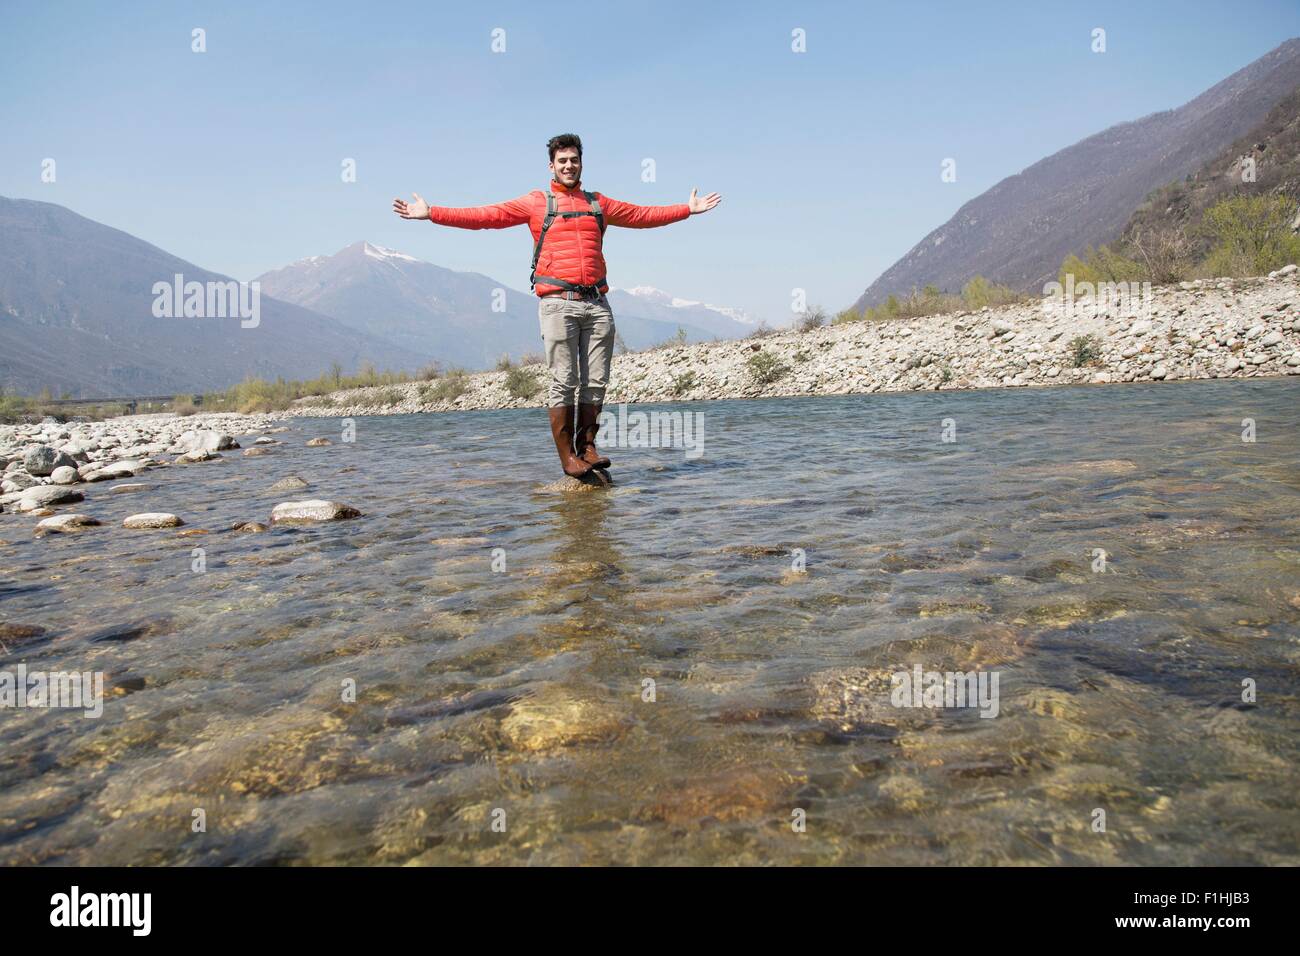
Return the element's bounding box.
[575,402,612,469]
[548,406,593,477]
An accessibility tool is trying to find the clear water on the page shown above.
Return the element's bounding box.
[2,378,1298,864]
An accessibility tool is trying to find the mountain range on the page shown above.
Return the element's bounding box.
[0,196,422,398]
[853,38,1300,310]
[254,242,756,369]
[0,203,755,398]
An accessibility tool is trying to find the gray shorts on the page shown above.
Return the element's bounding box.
[538,294,615,408]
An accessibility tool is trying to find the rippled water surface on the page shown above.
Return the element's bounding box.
[2,379,1299,865]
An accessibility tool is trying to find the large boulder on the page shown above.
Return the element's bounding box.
[23,445,76,477]
[49,465,81,485]
[179,430,239,453]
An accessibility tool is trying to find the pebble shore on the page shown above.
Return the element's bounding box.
[3,270,1298,525]
[276,270,1300,419]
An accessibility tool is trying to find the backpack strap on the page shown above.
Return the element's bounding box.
[529,189,608,294]
[584,190,605,234]
[529,192,559,290]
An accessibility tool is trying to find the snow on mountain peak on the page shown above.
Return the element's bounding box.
[362,241,418,263]
[615,284,758,325]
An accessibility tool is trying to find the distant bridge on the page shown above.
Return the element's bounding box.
[41,394,202,415]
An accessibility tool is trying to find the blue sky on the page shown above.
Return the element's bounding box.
[2,1,1298,323]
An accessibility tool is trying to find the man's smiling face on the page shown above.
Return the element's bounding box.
[550,147,582,187]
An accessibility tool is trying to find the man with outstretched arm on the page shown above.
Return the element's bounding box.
[393,133,721,477]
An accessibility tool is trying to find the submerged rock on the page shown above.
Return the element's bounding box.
[499,686,630,752]
[0,623,47,651]
[122,512,185,529]
[269,499,361,523]
[269,476,309,492]
[535,469,613,493]
[305,437,333,447]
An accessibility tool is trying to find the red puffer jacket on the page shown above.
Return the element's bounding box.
[426,180,690,296]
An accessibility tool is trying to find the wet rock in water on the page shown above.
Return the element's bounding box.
[269,499,361,523]
[15,486,84,512]
[639,767,797,826]
[23,445,76,476]
[122,512,185,529]
[535,469,613,493]
[180,429,239,452]
[242,446,274,457]
[1023,558,1085,583]
[175,449,220,464]
[107,674,147,697]
[305,437,332,447]
[49,465,80,485]
[0,622,47,651]
[499,686,630,752]
[83,461,145,482]
[269,476,309,492]
[808,666,929,735]
[82,616,175,644]
[1012,597,1126,628]
[109,483,148,494]
[253,436,279,445]
[35,513,101,533]
[231,521,269,533]
[716,544,788,557]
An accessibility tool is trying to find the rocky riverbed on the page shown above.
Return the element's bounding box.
[281,271,1300,418]
[0,413,335,525]
[1,383,1297,864]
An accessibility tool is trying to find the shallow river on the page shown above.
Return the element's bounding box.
[2,378,1298,864]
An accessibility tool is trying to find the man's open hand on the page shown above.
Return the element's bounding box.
[393,193,430,220]
[688,188,721,215]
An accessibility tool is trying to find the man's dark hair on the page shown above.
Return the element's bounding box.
[547,133,583,161]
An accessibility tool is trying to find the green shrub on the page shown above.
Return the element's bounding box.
[1069,334,1103,367]
[427,369,469,403]
[961,275,1027,309]
[745,350,788,385]
[1200,194,1300,277]
[504,365,541,399]
[796,307,827,332]
[670,370,697,396]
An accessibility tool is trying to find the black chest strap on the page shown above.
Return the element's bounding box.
[530,190,607,292]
